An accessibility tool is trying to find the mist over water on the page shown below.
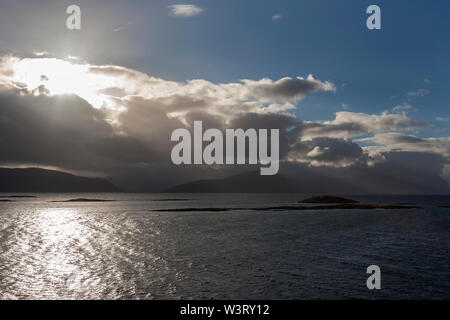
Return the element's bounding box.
[0,193,449,299]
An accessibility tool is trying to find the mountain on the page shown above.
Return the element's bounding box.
[163,170,350,193]
[0,168,119,192]
[163,164,450,194]
[164,171,296,193]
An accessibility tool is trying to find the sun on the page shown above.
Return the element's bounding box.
[11,57,116,109]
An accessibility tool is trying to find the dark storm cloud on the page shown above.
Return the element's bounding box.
[0,88,152,173]
[1,83,448,192]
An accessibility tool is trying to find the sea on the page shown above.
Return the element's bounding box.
[0,193,449,299]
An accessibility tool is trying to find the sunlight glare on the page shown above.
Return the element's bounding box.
[12,58,117,108]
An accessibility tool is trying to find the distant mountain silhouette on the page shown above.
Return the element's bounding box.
[163,171,352,193]
[163,165,450,194]
[0,168,119,192]
[164,171,296,193]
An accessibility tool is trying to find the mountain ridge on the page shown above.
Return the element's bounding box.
[0,168,119,192]
[163,167,450,195]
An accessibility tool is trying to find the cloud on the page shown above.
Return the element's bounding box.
[242,75,335,102]
[288,137,365,167]
[0,54,448,192]
[392,103,412,112]
[358,133,450,158]
[0,55,337,189]
[297,110,429,140]
[406,88,430,97]
[0,88,152,172]
[272,14,283,20]
[0,55,20,79]
[169,4,203,17]
[113,21,135,32]
[32,50,49,57]
[0,55,335,115]
[328,110,429,132]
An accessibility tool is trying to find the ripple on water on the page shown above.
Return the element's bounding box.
[0,194,449,299]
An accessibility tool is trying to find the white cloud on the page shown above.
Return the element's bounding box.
[272,14,283,20]
[0,55,335,125]
[288,137,365,168]
[358,133,450,158]
[169,4,203,17]
[330,110,428,132]
[406,88,429,97]
[32,50,49,57]
[300,110,429,139]
[113,21,134,32]
[2,54,447,178]
[392,103,412,112]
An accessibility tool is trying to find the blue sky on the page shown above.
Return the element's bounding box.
[0,0,448,135]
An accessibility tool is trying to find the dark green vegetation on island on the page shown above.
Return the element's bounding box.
[299,195,359,204]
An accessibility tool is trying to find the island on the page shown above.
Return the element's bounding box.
[299,195,359,204]
[0,168,119,192]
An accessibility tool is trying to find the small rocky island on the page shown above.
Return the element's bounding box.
[52,198,116,203]
[153,195,422,212]
[295,195,420,210]
[299,195,359,204]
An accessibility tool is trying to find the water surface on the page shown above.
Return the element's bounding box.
[0,193,449,299]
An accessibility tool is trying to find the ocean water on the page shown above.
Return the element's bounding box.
[0,193,449,300]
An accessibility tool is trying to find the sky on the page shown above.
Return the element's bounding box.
[0,0,449,192]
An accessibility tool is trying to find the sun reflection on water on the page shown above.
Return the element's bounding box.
[1,203,160,299]
[27,208,89,298]
[35,208,85,273]
[0,207,106,299]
